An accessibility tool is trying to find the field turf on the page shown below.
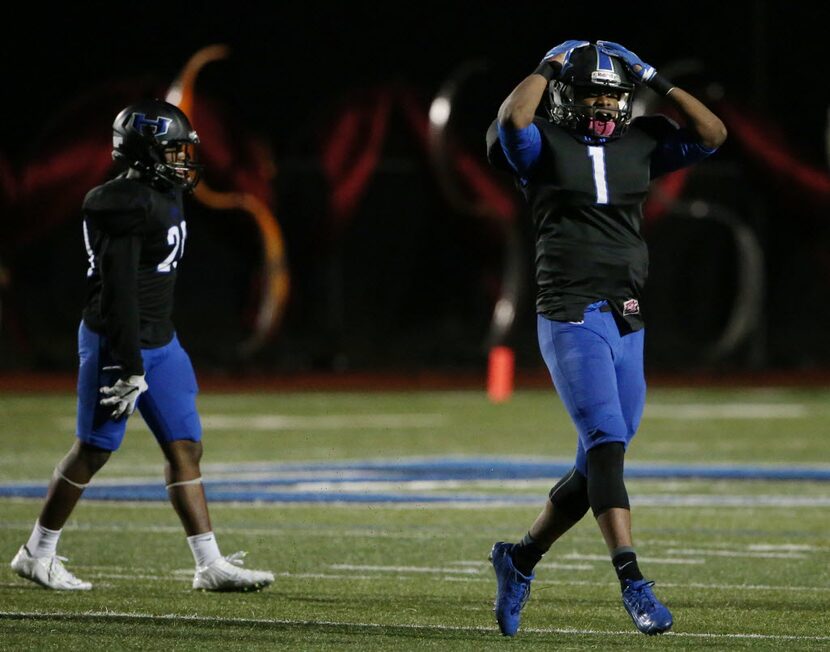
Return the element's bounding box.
[1,388,829,650]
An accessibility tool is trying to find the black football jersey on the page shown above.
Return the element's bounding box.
[490,115,705,330]
[81,176,187,377]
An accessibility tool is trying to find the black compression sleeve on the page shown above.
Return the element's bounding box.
[586,442,630,517]
[99,233,144,378]
[549,466,590,521]
[649,73,675,96]
[533,60,562,81]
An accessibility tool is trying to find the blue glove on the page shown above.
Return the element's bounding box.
[542,40,590,71]
[596,40,657,84]
[541,40,590,63]
[536,40,589,80]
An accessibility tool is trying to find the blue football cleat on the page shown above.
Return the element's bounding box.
[621,579,673,635]
[489,542,534,636]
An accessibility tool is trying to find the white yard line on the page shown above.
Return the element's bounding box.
[56,414,448,432]
[185,569,393,582]
[747,543,825,551]
[0,521,483,540]
[330,564,479,575]
[202,414,449,430]
[632,495,830,507]
[443,576,830,593]
[17,565,830,593]
[644,403,808,419]
[0,611,828,642]
[85,573,171,581]
[562,553,705,565]
[451,560,595,571]
[664,548,808,559]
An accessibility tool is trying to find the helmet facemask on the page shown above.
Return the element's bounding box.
[154,139,202,192]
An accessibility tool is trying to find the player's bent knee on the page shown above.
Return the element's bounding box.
[163,439,203,469]
[548,466,590,521]
[586,441,630,517]
[74,442,113,474]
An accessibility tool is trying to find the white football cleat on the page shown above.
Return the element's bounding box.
[10,545,92,590]
[192,551,274,592]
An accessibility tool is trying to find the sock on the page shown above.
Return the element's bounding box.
[510,532,545,576]
[187,531,222,568]
[25,520,62,558]
[612,546,644,588]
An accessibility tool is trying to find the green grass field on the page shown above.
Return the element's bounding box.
[1,388,829,650]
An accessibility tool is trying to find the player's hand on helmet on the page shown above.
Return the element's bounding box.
[541,40,590,68]
[100,373,148,420]
[596,40,656,84]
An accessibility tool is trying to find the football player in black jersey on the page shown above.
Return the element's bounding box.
[10,100,274,592]
[487,41,727,636]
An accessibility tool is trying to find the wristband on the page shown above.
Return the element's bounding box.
[533,60,563,81]
[648,73,675,96]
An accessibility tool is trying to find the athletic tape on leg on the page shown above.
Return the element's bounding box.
[166,477,203,490]
[53,466,90,490]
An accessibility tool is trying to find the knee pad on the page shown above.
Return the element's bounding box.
[586,441,629,517]
[548,466,590,521]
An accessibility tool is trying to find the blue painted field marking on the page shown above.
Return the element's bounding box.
[1,457,829,503]
[200,457,830,482]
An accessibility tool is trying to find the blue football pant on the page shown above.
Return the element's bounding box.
[537,302,645,476]
[76,321,203,452]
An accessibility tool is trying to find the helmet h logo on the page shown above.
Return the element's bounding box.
[130,113,172,137]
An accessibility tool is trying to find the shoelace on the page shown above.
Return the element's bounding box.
[509,570,532,615]
[48,556,81,584]
[630,580,658,611]
[224,551,248,567]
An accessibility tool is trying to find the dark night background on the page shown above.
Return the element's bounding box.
[1,1,829,379]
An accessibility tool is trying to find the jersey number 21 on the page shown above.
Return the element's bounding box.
[157,221,188,273]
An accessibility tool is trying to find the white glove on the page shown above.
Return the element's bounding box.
[99,374,148,419]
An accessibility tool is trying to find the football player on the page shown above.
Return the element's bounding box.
[10,100,274,592]
[486,41,727,635]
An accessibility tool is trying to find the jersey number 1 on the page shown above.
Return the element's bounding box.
[587,146,609,204]
[157,221,188,273]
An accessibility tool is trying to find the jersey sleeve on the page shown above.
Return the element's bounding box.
[99,234,144,377]
[82,180,150,236]
[638,115,719,179]
[83,181,149,378]
[486,119,514,173]
[496,121,542,178]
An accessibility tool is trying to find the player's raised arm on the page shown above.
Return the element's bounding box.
[597,40,727,149]
[496,40,591,177]
[660,87,727,149]
[498,40,589,129]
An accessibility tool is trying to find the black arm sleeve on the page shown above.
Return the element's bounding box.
[99,233,144,377]
[84,180,150,377]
